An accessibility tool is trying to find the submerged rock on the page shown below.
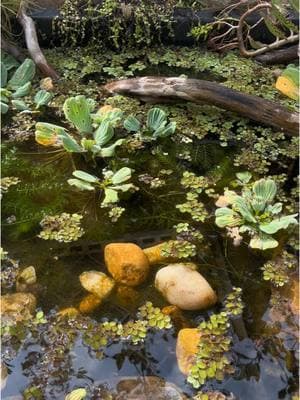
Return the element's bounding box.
[16,266,37,292]
[79,293,102,314]
[104,243,150,286]
[155,263,217,310]
[143,242,177,265]
[79,271,115,299]
[94,376,188,399]
[176,328,201,375]
[116,285,140,308]
[1,292,36,324]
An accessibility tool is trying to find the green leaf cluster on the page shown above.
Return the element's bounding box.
[215,174,298,250]
[38,213,84,243]
[160,239,197,259]
[261,250,297,287]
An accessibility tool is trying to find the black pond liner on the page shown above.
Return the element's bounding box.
[24,6,299,48]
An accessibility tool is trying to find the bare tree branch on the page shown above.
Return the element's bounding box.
[17,1,59,80]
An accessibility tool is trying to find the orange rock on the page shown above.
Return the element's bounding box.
[143,242,177,265]
[79,271,115,299]
[104,243,149,286]
[176,328,201,375]
[79,294,102,314]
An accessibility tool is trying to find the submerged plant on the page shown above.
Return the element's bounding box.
[261,251,297,287]
[35,97,124,158]
[215,176,298,250]
[68,167,135,205]
[123,107,176,139]
[38,213,84,242]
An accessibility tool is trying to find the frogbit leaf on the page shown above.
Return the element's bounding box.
[252,179,277,203]
[236,171,252,184]
[12,82,31,98]
[68,178,95,191]
[147,108,167,131]
[59,132,84,152]
[123,115,141,132]
[7,58,35,90]
[93,120,114,146]
[35,122,67,146]
[250,233,278,250]
[153,121,176,138]
[234,196,257,223]
[63,95,92,134]
[34,89,53,108]
[215,207,244,227]
[103,188,119,204]
[99,139,124,157]
[72,170,98,183]
[260,214,298,234]
[11,99,28,111]
[111,167,132,184]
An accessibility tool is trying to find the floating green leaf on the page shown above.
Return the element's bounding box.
[72,170,98,183]
[7,58,35,90]
[147,107,167,131]
[123,115,141,132]
[68,178,95,191]
[93,120,114,146]
[63,95,92,134]
[34,90,53,108]
[111,167,132,184]
[12,82,32,98]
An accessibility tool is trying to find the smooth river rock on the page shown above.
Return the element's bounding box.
[155,263,217,310]
[79,271,115,299]
[176,328,201,375]
[1,292,36,324]
[79,294,102,314]
[104,243,150,286]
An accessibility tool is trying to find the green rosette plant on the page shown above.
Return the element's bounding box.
[215,176,298,250]
[67,167,135,205]
[35,96,124,157]
[123,107,176,139]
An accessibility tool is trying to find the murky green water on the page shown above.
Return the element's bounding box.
[1,52,299,399]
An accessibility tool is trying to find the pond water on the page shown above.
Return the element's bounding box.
[1,46,299,400]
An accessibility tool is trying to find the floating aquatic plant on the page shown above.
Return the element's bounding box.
[138,301,172,329]
[68,167,135,206]
[108,206,125,222]
[35,97,124,158]
[124,107,176,139]
[174,223,203,242]
[160,240,197,259]
[224,287,244,317]
[176,192,208,223]
[180,172,210,194]
[261,251,297,287]
[38,213,84,242]
[215,176,298,250]
[123,320,148,344]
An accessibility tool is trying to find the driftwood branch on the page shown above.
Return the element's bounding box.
[17,2,59,80]
[237,3,299,57]
[255,44,299,64]
[105,77,299,136]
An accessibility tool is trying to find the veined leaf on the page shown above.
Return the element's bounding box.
[252,179,277,203]
[266,202,282,215]
[1,62,7,88]
[12,82,31,98]
[34,89,53,108]
[99,139,124,157]
[111,167,132,184]
[59,132,84,153]
[65,388,87,400]
[1,101,9,114]
[11,99,28,111]
[147,108,167,131]
[234,196,257,223]
[260,214,298,234]
[236,171,252,184]
[72,170,98,183]
[153,121,176,138]
[68,178,95,191]
[35,122,66,146]
[7,59,35,90]
[103,188,119,204]
[123,115,141,132]
[215,207,244,227]
[94,120,114,146]
[250,233,278,250]
[63,95,92,134]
